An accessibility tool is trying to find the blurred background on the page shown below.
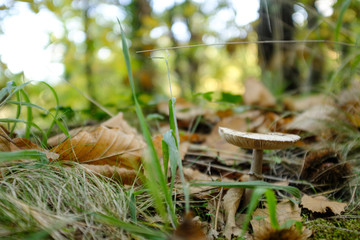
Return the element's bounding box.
[0,0,359,126]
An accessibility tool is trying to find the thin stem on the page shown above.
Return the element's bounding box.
[249,149,264,181]
[243,149,264,207]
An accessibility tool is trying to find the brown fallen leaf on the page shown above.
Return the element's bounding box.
[283,95,334,112]
[285,105,345,135]
[243,78,276,108]
[47,112,141,146]
[50,113,146,168]
[0,126,18,152]
[0,126,59,161]
[157,98,211,127]
[300,194,347,215]
[81,164,138,185]
[223,188,244,240]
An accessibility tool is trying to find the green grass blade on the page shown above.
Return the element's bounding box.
[0,118,45,140]
[192,181,300,198]
[129,189,137,223]
[9,85,22,137]
[94,213,168,240]
[162,139,169,177]
[335,0,351,42]
[265,189,279,230]
[166,63,189,213]
[0,150,48,162]
[168,99,178,146]
[40,81,62,143]
[0,81,32,108]
[7,100,50,113]
[19,89,33,139]
[118,19,176,225]
[162,130,178,192]
[7,100,70,143]
[241,188,267,235]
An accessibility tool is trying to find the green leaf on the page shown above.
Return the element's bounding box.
[242,188,267,235]
[0,150,48,162]
[265,189,279,230]
[335,0,351,42]
[93,213,168,240]
[162,130,179,191]
[218,92,243,104]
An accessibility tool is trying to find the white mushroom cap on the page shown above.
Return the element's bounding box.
[218,127,300,150]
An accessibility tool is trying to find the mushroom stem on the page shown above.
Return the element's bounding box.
[250,149,263,181]
[243,149,264,207]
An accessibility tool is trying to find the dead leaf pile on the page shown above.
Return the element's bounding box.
[0,113,145,185]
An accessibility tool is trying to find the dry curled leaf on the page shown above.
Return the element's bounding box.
[0,126,16,152]
[285,105,344,135]
[0,126,58,161]
[223,188,244,239]
[283,94,334,112]
[50,113,146,168]
[300,194,347,215]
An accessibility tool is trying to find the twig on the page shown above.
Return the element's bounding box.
[214,187,223,231]
[136,40,359,54]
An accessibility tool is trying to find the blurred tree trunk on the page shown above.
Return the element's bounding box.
[257,0,299,92]
[127,0,155,94]
[83,0,96,113]
[304,0,325,92]
[166,1,200,97]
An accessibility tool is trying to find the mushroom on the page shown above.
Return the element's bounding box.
[218,127,300,206]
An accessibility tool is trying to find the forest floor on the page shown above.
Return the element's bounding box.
[0,78,360,239]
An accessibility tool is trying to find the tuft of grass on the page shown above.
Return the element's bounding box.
[0,162,132,239]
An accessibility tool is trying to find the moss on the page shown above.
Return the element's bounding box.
[307,217,360,240]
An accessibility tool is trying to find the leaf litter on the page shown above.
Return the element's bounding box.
[1,79,360,239]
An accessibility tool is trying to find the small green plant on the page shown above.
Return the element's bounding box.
[0,80,69,147]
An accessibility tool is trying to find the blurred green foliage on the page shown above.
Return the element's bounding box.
[0,0,359,126]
